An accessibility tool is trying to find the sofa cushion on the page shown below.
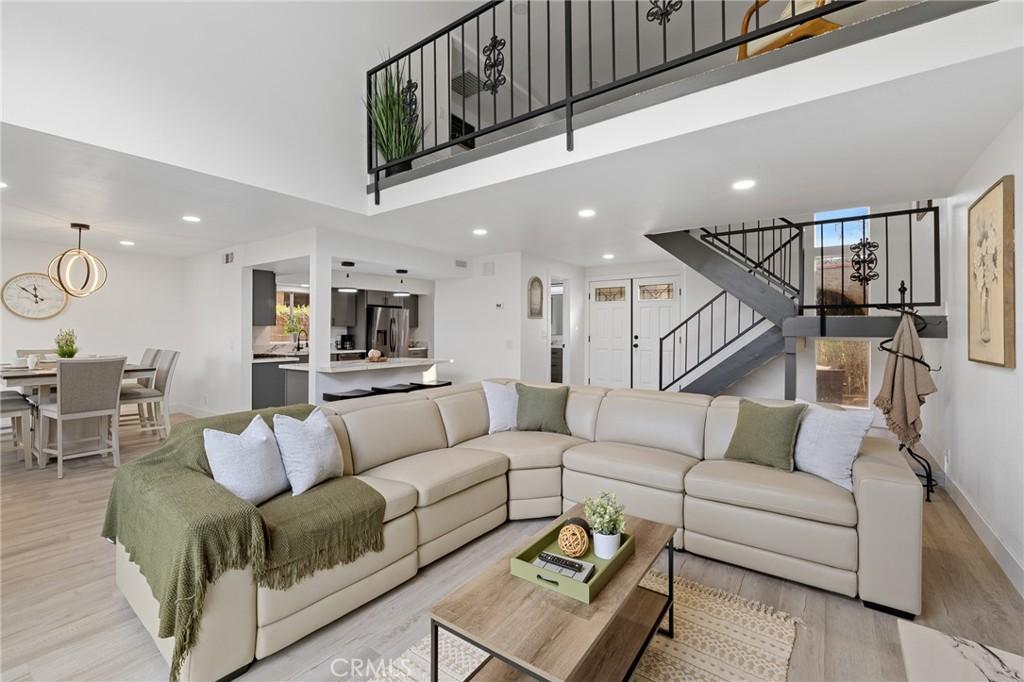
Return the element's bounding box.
[341,400,448,473]
[457,431,584,469]
[595,390,711,458]
[432,388,489,446]
[563,441,699,493]
[361,447,509,507]
[685,460,857,527]
[482,379,607,440]
[515,384,570,434]
[704,395,797,460]
[723,400,807,472]
[353,475,418,522]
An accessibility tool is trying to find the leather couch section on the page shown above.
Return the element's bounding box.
[563,469,684,528]
[685,530,859,597]
[684,497,858,570]
[595,391,711,458]
[510,497,562,519]
[343,400,449,472]
[116,542,256,682]
[353,475,417,522]
[361,447,508,507]
[418,505,507,567]
[458,431,584,469]
[257,512,417,625]
[508,467,561,500]
[255,553,418,659]
[685,460,858,527]
[432,389,489,447]
[563,441,699,493]
[416,475,508,544]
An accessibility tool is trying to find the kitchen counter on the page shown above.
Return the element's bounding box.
[281,358,450,374]
[252,356,302,365]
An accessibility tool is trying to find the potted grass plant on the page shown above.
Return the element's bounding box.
[55,328,78,358]
[583,492,626,559]
[365,59,424,177]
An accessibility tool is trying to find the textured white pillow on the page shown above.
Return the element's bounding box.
[204,415,289,505]
[273,409,344,495]
[482,381,518,434]
[794,403,874,491]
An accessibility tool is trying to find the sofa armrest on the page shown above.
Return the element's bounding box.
[852,432,923,615]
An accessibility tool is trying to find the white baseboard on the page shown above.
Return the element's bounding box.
[944,475,1024,599]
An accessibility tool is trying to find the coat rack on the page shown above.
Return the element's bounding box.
[878,280,940,501]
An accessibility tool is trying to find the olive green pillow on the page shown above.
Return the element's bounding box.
[515,384,570,435]
[724,400,807,471]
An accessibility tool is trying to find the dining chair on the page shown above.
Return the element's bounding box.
[120,348,160,429]
[119,350,179,440]
[16,348,57,358]
[37,357,127,479]
[1,390,34,468]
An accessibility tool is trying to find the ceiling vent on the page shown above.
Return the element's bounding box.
[452,71,483,98]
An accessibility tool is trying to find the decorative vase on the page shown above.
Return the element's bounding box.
[593,532,621,560]
[980,288,992,343]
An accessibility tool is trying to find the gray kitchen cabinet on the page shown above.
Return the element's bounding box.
[403,294,419,328]
[252,269,277,326]
[252,362,287,408]
[365,290,388,306]
[331,289,357,327]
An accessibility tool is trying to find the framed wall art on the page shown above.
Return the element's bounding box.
[968,175,1015,367]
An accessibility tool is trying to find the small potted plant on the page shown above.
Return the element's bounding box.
[583,492,626,559]
[365,59,425,177]
[55,328,78,358]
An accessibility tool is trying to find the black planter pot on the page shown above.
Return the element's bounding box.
[385,160,413,177]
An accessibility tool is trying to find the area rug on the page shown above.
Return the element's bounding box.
[898,620,1023,682]
[371,571,797,681]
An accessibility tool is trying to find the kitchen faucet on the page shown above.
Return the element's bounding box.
[295,329,308,352]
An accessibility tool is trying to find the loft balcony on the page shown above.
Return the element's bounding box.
[365,0,983,204]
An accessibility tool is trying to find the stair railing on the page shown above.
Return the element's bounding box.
[699,219,803,298]
[659,289,766,391]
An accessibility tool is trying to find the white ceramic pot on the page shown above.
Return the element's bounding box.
[593,532,621,560]
[27,355,39,370]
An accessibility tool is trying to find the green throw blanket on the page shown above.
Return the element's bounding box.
[102,406,386,682]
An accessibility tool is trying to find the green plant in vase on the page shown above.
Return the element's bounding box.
[55,328,78,358]
[366,58,425,176]
[583,492,626,559]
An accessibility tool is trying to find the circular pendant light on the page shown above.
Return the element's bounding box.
[48,223,107,297]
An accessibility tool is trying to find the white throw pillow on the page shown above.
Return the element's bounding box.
[794,403,874,491]
[204,415,289,505]
[273,409,344,495]
[482,381,518,434]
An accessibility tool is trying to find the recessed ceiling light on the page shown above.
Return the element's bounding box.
[602,253,615,260]
[578,208,596,218]
[472,228,488,236]
[300,283,310,288]
[337,287,358,294]
[731,179,756,191]
[181,215,201,223]
[119,240,135,246]
[0,182,7,189]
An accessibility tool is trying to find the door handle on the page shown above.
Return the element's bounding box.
[632,343,639,349]
[633,335,639,340]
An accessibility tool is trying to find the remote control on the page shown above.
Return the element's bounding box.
[538,551,584,573]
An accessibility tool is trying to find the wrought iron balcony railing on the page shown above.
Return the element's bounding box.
[366,0,871,203]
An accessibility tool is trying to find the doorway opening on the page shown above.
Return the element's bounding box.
[550,278,569,383]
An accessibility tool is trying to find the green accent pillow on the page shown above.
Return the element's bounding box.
[515,384,570,435]
[724,400,807,471]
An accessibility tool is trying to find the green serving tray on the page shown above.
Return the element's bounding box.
[510,527,635,604]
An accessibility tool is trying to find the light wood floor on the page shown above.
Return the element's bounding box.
[1,415,1021,681]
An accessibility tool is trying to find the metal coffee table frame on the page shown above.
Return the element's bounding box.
[429,542,675,682]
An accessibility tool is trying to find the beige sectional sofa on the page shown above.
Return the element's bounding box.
[116,382,923,681]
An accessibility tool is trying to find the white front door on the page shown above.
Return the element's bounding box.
[588,280,631,388]
[632,277,680,390]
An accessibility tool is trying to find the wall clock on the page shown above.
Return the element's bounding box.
[2,272,69,320]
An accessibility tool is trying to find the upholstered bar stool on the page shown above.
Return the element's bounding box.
[38,357,127,479]
[371,383,417,394]
[323,389,374,402]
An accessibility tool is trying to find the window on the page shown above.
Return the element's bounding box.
[813,207,870,247]
[594,286,626,302]
[637,283,674,300]
[271,291,310,342]
[815,339,870,407]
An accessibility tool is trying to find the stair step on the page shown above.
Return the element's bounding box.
[681,327,785,396]
[782,315,948,338]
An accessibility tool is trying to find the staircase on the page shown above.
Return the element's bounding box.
[648,206,947,396]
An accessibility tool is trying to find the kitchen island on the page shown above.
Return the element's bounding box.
[280,357,453,404]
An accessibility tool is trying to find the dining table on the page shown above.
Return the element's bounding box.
[1,361,158,469]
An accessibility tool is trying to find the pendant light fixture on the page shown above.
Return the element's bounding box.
[337,261,358,293]
[394,268,411,297]
[48,223,107,297]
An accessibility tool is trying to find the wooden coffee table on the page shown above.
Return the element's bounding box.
[429,505,676,681]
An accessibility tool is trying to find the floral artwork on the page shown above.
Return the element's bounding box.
[968,176,1015,367]
[527,276,543,319]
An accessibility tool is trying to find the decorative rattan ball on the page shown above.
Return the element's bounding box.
[558,524,589,558]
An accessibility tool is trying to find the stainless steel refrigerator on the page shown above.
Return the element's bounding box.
[366,306,410,357]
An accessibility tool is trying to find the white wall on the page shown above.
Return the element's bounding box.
[0,238,189,406]
[941,109,1024,595]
